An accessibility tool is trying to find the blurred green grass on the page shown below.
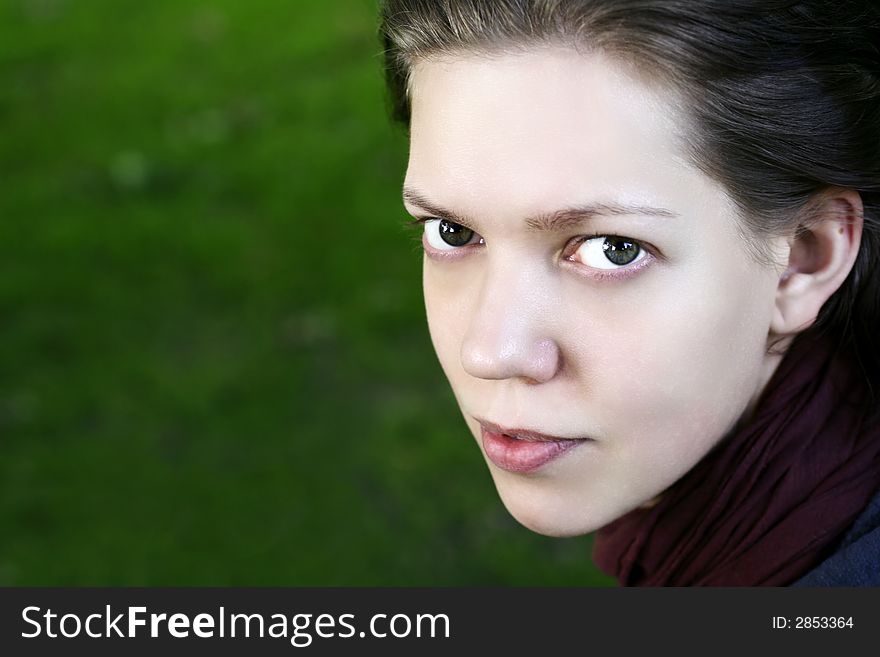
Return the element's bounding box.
[0,0,613,586]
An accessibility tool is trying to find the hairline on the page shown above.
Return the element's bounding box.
[400,39,782,267]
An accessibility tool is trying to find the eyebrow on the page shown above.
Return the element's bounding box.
[402,187,678,232]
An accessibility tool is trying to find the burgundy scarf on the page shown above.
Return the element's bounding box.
[592,331,880,586]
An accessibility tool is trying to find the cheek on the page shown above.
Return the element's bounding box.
[582,260,779,442]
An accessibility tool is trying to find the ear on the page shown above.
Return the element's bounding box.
[770,189,863,336]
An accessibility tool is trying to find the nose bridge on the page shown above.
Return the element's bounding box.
[460,252,560,382]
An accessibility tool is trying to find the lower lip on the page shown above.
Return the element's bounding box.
[480,426,586,473]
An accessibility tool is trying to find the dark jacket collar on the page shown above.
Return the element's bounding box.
[793,490,880,586]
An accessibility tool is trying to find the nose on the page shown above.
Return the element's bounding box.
[459,262,562,384]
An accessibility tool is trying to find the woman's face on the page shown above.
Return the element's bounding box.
[404,48,788,536]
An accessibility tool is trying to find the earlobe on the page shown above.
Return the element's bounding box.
[770,189,863,337]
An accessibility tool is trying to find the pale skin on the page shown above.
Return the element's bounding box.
[403,48,863,537]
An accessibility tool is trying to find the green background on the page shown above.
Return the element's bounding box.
[0,0,612,585]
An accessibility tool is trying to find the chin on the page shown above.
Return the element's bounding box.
[494,481,609,538]
[512,513,594,538]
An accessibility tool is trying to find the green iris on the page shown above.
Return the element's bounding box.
[439,219,474,247]
[602,237,641,265]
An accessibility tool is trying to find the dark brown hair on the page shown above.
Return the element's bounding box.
[379,0,880,396]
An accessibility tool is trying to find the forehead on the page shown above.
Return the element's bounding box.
[406,48,693,211]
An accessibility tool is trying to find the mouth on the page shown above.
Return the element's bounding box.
[477,419,591,474]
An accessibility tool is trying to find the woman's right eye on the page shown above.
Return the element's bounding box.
[424,219,484,251]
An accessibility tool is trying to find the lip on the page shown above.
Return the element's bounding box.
[477,419,590,474]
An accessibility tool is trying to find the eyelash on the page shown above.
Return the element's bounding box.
[405,217,482,261]
[406,217,657,280]
[562,232,655,281]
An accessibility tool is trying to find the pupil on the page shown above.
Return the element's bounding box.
[439,219,474,247]
[602,237,640,265]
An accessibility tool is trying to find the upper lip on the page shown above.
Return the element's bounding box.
[477,418,590,442]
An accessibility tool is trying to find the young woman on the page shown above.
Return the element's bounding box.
[379,0,880,585]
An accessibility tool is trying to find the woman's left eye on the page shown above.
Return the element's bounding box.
[566,235,647,270]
